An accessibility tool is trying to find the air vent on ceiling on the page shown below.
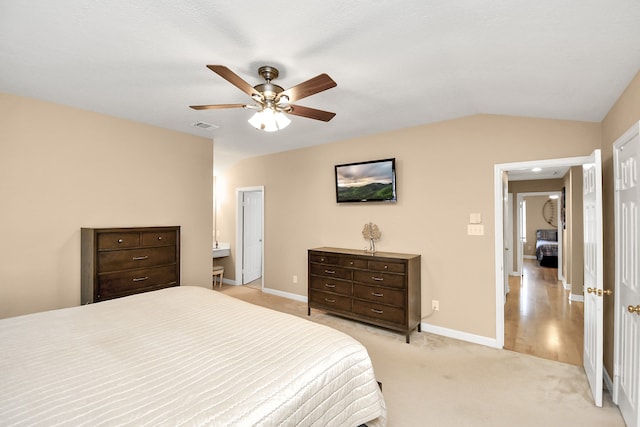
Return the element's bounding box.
[192,121,219,130]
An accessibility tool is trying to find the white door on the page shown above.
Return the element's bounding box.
[242,190,263,284]
[505,193,514,290]
[583,149,604,407]
[614,123,640,427]
[517,198,526,276]
[503,172,511,298]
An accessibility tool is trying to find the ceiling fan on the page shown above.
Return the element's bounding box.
[190,65,337,132]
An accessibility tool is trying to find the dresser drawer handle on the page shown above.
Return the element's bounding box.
[320,258,325,262]
[371,276,384,281]
[384,265,388,269]
[371,292,384,297]
[371,308,384,314]
[118,239,124,243]
[324,283,336,288]
[158,236,163,240]
[325,270,336,274]
[132,276,149,282]
[324,298,336,303]
[132,256,149,261]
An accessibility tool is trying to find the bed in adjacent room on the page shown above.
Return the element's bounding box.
[0,286,385,426]
[535,229,558,268]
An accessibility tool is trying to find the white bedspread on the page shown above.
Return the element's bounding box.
[0,286,385,426]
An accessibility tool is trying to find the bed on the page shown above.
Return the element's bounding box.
[0,286,386,426]
[535,229,558,267]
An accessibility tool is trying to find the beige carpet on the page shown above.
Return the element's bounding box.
[217,284,625,427]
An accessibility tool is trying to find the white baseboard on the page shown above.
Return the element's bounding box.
[253,287,506,351]
[570,293,584,302]
[262,287,308,303]
[420,323,499,349]
[524,255,537,259]
[562,278,571,291]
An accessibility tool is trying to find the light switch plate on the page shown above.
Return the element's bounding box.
[469,213,482,224]
[468,224,484,235]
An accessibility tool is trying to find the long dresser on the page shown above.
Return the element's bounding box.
[308,247,421,343]
[81,226,180,304]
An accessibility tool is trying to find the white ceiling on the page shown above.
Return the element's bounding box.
[2,1,639,172]
[507,166,569,181]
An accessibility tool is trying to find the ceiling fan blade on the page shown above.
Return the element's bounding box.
[206,65,259,97]
[287,104,336,122]
[280,74,337,102]
[189,103,247,110]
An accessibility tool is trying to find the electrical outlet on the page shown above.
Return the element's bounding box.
[293,275,298,284]
[432,300,439,311]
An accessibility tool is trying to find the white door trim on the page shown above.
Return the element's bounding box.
[235,186,264,288]
[494,155,593,349]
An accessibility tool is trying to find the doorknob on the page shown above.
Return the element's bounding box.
[628,305,640,315]
[587,288,612,296]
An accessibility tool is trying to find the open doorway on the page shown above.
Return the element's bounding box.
[495,157,586,353]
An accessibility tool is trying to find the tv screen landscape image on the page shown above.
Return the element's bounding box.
[335,158,397,203]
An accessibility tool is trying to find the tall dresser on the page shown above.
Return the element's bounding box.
[308,247,421,343]
[81,226,180,304]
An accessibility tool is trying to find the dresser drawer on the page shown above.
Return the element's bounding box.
[352,299,405,325]
[309,290,352,312]
[310,276,352,296]
[338,257,368,269]
[368,260,405,273]
[310,263,351,280]
[97,232,140,250]
[353,270,405,288]
[353,283,404,307]
[98,246,176,272]
[141,230,177,247]
[309,253,339,265]
[97,265,178,299]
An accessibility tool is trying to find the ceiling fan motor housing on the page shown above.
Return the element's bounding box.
[255,66,284,101]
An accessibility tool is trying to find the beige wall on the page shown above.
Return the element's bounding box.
[600,70,640,376]
[218,114,600,339]
[0,93,214,318]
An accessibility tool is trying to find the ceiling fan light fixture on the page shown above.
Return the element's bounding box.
[248,108,291,132]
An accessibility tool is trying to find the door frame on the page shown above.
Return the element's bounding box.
[494,154,595,348]
[235,186,264,288]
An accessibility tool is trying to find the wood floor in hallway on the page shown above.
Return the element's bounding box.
[504,259,584,366]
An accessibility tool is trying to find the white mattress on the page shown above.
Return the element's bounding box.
[0,286,386,426]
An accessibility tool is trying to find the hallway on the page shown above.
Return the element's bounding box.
[504,259,584,365]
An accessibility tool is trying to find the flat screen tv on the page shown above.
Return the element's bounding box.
[335,158,397,203]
